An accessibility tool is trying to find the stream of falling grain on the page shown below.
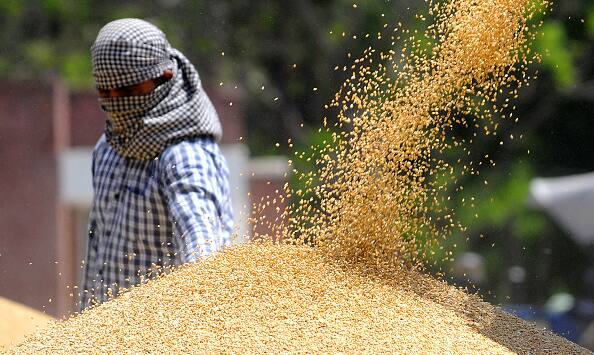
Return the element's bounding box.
[284,0,544,271]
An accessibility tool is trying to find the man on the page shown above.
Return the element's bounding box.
[80,18,234,310]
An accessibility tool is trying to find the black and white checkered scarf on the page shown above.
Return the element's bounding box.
[91,18,222,160]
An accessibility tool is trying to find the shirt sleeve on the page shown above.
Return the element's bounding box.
[158,142,226,263]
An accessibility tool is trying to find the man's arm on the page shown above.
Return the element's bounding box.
[158,140,228,263]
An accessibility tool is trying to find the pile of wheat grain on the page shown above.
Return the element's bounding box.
[10,243,586,353]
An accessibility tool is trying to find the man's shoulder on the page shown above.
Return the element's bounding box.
[157,136,225,176]
[160,137,220,162]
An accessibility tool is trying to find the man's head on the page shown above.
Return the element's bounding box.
[91,18,222,160]
[91,19,174,98]
[96,69,173,98]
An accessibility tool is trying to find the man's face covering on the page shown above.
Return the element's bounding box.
[91,19,222,160]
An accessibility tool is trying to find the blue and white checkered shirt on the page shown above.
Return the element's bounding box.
[80,135,233,309]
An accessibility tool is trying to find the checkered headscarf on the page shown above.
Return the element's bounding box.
[91,18,222,160]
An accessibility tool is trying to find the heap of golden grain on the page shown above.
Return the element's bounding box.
[12,244,585,353]
[12,0,589,353]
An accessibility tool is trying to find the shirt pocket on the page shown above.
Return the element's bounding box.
[124,163,155,196]
[125,181,150,195]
